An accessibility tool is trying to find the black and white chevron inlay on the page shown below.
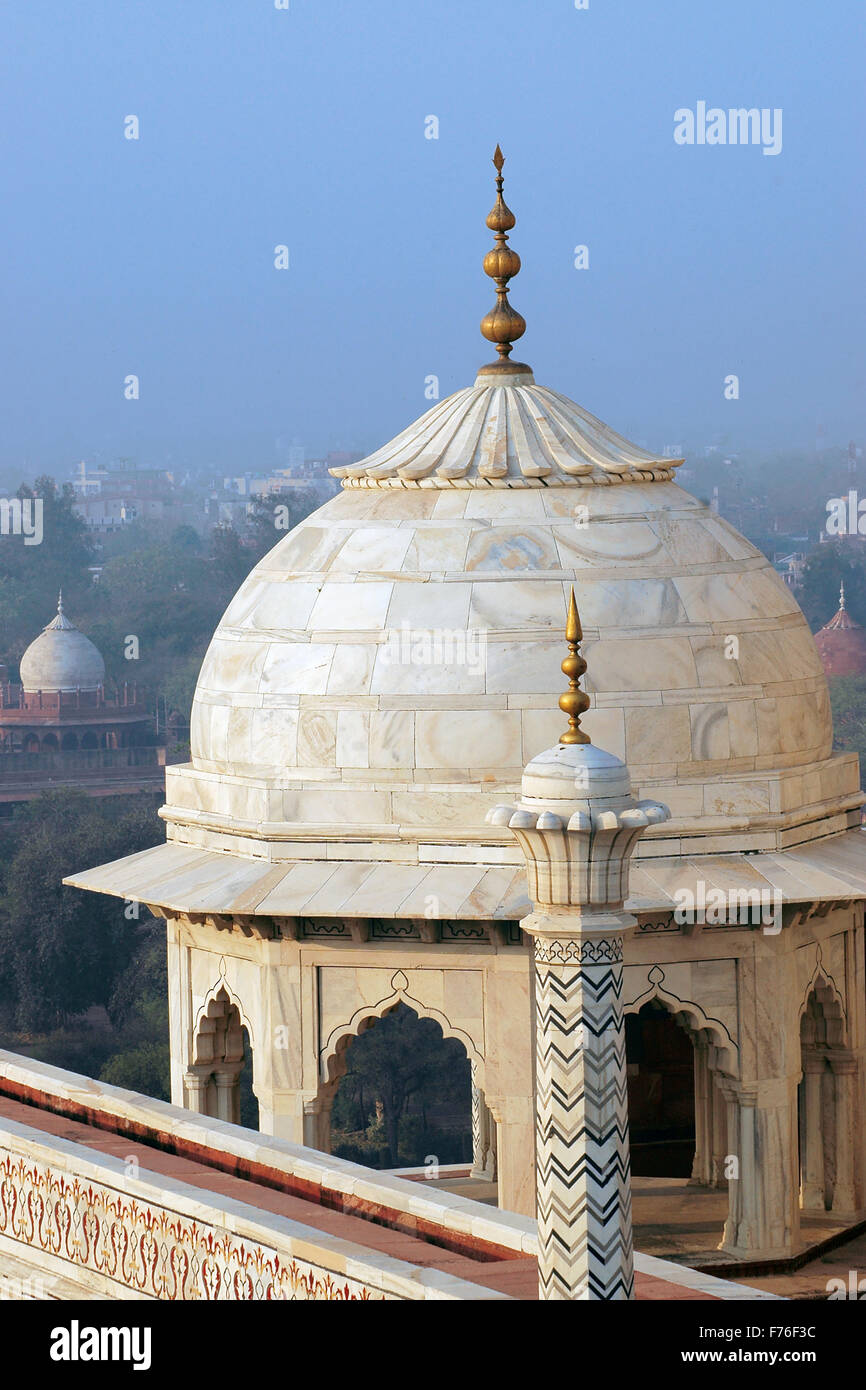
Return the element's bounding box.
[534,941,634,1300]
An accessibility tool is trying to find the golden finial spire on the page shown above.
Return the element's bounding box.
[478,146,531,378]
[840,580,846,610]
[559,588,591,745]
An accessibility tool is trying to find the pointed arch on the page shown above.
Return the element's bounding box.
[193,971,256,1055]
[187,978,257,1129]
[798,960,847,1046]
[320,980,483,1086]
[625,967,738,1078]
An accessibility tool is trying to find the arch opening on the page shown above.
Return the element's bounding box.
[798,982,850,1215]
[626,999,696,1178]
[187,985,258,1130]
[326,1002,473,1171]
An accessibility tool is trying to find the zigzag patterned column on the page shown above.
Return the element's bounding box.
[532,921,633,1300]
[488,741,669,1300]
[487,591,670,1300]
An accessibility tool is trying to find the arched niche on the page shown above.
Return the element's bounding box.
[186,983,258,1129]
[798,976,853,1215]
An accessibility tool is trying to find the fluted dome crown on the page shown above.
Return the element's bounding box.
[19,596,105,693]
[330,367,680,489]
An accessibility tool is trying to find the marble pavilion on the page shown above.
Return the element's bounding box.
[68,150,866,1267]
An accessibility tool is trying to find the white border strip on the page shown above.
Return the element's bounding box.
[634,1250,783,1301]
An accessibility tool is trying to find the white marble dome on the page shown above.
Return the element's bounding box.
[19,597,105,693]
[168,365,849,860]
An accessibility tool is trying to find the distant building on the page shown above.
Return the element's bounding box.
[69,460,206,534]
[70,460,175,498]
[0,594,164,808]
[221,457,349,503]
[206,494,251,528]
[773,551,806,592]
[814,582,866,676]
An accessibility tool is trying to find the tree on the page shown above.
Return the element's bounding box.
[99,1040,170,1100]
[208,524,253,591]
[829,675,866,790]
[170,524,203,555]
[246,489,320,563]
[162,653,203,728]
[89,525,243,705]
[0,790,163,1031]
[0,477,95,667]
[332,1004,470,1166]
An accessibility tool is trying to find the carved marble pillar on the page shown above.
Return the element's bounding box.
[470,1063,494,1178]
[800,1053,826,1211]
[303,1098,334,1153]
[719,1079,742,1246]
[214,1068,241,1125]
[528,908,635,1299]
[720,1079,800,1259]
[830,1054,858,1215]
[487,1107,498,1180]
[183,1069,209,1116]
[690,1038,712,1186]
[738,1092,759,1243]
[317,1099,334,1154]
[482,967,533,1214]
[711,1075,728,1188]
[488,725,669,1300]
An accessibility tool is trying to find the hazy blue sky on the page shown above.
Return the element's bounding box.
[0,0,863,476]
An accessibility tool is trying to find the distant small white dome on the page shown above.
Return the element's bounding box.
[19,594,105,693]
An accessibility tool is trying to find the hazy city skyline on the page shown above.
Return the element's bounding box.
[1,0,863,476]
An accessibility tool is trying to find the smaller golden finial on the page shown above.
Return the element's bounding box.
[559,588,591,745]
[478,146,531,377]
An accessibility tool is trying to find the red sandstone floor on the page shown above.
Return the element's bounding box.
[0,1095,716,1300]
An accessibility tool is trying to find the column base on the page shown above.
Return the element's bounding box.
[830,1198,861,1221]
[800,1186,826,1212]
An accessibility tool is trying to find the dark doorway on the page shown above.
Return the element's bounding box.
[625,1000,695,1177]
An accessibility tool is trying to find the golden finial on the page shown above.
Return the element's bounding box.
[559,588,591,745]
[478,146,530,377]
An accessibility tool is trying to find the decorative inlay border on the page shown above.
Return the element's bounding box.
[637,918,680,934]
[534,937,623,964]
[339,471,678,490]
[0,1152,381,1301]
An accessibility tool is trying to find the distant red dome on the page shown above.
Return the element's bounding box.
[815,584,866,677]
